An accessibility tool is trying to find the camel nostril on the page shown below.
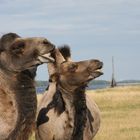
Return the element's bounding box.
[101,62,103,66]
[99,62,103,68]
[93,59,100,63]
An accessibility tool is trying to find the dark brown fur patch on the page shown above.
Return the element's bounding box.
[87,109,94,133]
[58,45,71,60]
[7,70,37,139]
[37,90,65,127]
[72,85,87,140]
[0,33,20,51]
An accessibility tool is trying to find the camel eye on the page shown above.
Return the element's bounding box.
[11,41,25,54]
[42,40,50,45]
[17,42,25,49]
[12,41,25,49]
[68,63,78,72]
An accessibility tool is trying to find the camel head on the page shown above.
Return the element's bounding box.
[0,33,55,73]
[50,46,103,91]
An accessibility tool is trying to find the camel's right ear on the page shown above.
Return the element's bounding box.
[0,33,20,51]
[58,45,72,62]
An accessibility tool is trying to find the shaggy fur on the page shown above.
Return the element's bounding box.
[7,71,37,139]
[58,45,71,60]
[72,86,87,140]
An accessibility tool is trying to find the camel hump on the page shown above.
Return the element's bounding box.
[0,88,18,139]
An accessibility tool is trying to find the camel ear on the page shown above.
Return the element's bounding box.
[10,40,25,55]
[0,33,20,51]
[58,45,72,62]
[47,49,65,82]
[55,48,66,65]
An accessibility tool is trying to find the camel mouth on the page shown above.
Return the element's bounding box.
[38,53,55,63]
[20,52,55,72]
[87,62,103,81]
[94,61,103,74]
[93,64,103,77]
[94,68,103,75]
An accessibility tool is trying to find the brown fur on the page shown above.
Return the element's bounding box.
[36,47,103,140]
[0,33,55,140]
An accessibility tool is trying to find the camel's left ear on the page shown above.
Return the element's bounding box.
[55,48,66,65]
[47,48,65,82]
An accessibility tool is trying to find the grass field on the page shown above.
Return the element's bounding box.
[89,85,140,140]
[32,85,140,140]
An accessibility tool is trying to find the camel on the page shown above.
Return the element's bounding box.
[36,46,103,140]
[0,33,55,140]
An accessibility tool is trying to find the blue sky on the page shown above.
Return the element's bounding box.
[0,0,140,81]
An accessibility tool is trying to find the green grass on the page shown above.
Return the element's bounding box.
[30,85,140,140]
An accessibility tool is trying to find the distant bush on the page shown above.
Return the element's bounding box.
[35,81,48,87]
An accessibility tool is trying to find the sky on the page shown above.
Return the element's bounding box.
[0,0,140,81]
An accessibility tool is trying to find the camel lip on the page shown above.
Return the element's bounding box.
[88,66,103,76]
[94,71,104,76]
[87,67,103,82]
[92,66,104,77]
[95,68,102,73]
[93,62,103,74]
[94,69,103,75]
[38,53,55,63]
[42,53,55,62]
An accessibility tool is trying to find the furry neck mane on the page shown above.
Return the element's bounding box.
[7,70,37,139]
[71,85,87,140]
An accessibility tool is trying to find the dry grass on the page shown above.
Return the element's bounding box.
[87,85,140,140]
[30,85,140,140]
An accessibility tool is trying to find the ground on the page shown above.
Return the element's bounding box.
[30,85,140,140]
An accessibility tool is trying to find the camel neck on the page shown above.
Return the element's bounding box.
[3,72,37,139]
[58,85,88,140]
[72,86,87,140]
